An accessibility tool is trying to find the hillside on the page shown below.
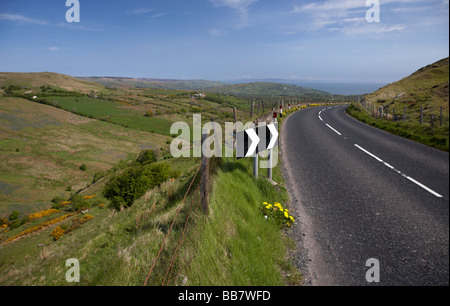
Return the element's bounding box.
[0,72,105,94]
[77,77,226,91]
[204,82,336,103]
[0,72,272,217]
[0,96,171,217]
[0,73,302,286]
[365,57,449,114]
[348,57,449,151]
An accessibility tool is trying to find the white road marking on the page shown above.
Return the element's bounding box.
[405,176,443,198]
[319,115,323,122]
[354,144,443,198]
[354,144,383,162]
[326,124,342,136]
[383,162,395,170]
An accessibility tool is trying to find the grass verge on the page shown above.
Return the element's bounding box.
[0,156,301,286]
[347,103,449,152]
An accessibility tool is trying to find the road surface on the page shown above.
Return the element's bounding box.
[281,105,449,286]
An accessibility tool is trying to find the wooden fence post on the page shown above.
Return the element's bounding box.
[420,106,423,125]
[201,129,209,214]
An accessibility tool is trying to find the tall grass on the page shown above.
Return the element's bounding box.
[186,160,296,286]
[0,157,300,286]
[347,103,449,152]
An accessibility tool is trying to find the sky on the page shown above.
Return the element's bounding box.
[0,0,448,85]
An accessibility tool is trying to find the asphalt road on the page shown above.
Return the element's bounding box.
[281,105,449,286]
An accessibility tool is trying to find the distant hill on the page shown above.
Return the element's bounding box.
[203,82,333,101]
[0,72,104,93]
[366,57,449,108]
[77,76,226,91]
[226,78,386,95]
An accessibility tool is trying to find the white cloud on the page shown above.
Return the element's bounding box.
[289,0,429,34]
[127,8,154,15]
[0,13,104,31]
[0,13,47,25]
[151,12,168,19]
[48,47,60,52]
[209,0,259,27]
[208,28,228,36]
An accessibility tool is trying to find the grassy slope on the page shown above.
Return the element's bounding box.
[0,72,105,94]
[347,104,449,151]
[0,96,171,216]
[0,157,299,286]
[365,57,449,121]
[77,77,226,91]
[0,72,301,286]
[52,96,175,136]
[348,57,449,151]
[205,82,332,100]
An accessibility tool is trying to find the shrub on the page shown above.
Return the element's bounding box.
[64,214,94,235]
[51,196,65,204]
[51,202,64,210]
[7,85,22,91]
[69,194,89,211]
[9,220,21,229]
[50,226,65,241]
[102,162,171,210]
[136,149,157,165]
[2,212,78,245]
[27,209,59,222]
[79,164,87,171]
[92,172,105,184]
[0,218,9,228]
[8,211,20,221]
[144,110,154,117]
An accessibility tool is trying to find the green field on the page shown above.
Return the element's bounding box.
[52,96,174,136]
[0,96,171,216]
[0,71,339,286]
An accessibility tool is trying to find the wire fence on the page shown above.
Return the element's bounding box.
[143,154,223,286]
[143,156,205,286]
[355,96,450,127]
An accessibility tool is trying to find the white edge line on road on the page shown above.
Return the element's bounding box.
[354,144,383,162]
[354,144,443,198]
[326,124,341,136]
[319,115,323,122]
[405,176,443,198]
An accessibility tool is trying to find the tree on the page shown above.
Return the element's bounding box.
[136,149,157,165]
[8,210,20,221]
[102,163,171,210]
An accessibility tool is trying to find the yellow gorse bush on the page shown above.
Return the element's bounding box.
[2,212,78,245]
[0,218,9,229]
[27,209,59,222]
[279,103,324,120]
[83,195,96,200]
[81,214,94,221]
[50,226,65,241]
[261,202,295,228]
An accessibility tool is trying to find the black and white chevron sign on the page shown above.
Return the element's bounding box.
[236,123,278,159]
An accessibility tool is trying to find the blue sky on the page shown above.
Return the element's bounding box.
[0,0,448,84]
